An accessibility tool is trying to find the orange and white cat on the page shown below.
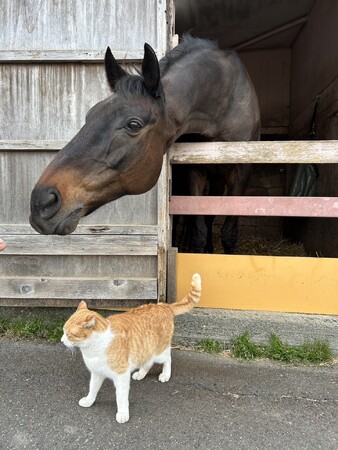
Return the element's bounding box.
[61,273,201,423]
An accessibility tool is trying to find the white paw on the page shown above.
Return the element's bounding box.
[158,372,171,383]
[79,396,95,407]
[132,370,146,381]
[116,412,130,423]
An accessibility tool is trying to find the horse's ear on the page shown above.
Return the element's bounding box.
[142,43,162,98]
[105,46,127,91]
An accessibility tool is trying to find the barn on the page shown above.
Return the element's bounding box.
[0,0,337,317]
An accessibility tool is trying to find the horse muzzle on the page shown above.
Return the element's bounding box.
[30,185,83,235]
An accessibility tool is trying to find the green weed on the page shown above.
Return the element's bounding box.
[198,338,224,354]
[231,331,333,364]
[266,333,333,364]
[231,331,264,360]
[0,316,64,342]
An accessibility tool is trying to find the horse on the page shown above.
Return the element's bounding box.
[30,36,260,253]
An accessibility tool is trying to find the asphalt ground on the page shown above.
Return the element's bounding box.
[0,339,337,450]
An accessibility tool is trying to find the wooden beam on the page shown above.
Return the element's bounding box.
[0,224,158,236]
[169,196,338,218]
[3,139,338,163]
[0,298,153,309]
[0,140,67,151]
[234,16,309,51]
[170,140,338,164]
[0,50,143,63]
[0,234,158,256]
[0,277,157,300]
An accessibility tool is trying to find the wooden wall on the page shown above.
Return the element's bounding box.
[0,0,173,307]
[241,49,291,135]
[289,0,338,257]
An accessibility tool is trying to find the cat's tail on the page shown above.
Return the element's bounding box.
[170,273,202,316]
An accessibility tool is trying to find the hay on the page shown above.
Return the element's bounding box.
[214,235,308,256]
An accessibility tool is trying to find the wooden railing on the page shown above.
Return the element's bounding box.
[169,140,338,219]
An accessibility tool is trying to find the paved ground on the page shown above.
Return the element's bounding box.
[0,339,337,450]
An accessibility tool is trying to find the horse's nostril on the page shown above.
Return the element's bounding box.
[44,192,57,207]
[37,187,62,220]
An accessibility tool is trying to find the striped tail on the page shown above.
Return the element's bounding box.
[170,273,202,316]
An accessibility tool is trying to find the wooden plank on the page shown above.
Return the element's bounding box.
[0,0,167,58]
[3,139,338,162]
[0,277,157,300]
[157,158,170,302]
[0,224,158,236]
[0,141,67,151]
[234,17,308,51]
[0,50,143,63]
[169,196,338,218]
[176,253,338,315]
[170,140,338,164]
[167,247,178,303]
[0,235,158,256]
[0,255,157,279]
[0,64,114,140]
[0,298,152,309]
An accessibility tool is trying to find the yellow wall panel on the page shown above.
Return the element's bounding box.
[176,254,338,315]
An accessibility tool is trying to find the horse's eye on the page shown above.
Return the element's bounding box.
[126,120,143,133]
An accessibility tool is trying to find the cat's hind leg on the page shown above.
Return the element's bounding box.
[79,372,105,407]
[157,347,171,383]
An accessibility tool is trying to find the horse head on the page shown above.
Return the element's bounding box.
[30,44,168,235]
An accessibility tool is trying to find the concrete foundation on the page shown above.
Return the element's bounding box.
[174,308,338,355]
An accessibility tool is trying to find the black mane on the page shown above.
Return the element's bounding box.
[115,74,150,100]
[159,35,218,75]
[114,36,219,99]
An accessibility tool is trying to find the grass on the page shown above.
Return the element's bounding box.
[197,332,333,364]
[198,338,224,354]
[0,315,65,342]
[230,331,333,364]
[230,331,264,360]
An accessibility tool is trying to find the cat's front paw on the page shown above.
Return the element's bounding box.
[79,396,95,408]
[116,411,129,423]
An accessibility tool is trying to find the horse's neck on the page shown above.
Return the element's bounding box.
[162,66,222,142]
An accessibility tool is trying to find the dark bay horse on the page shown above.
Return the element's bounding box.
[30,36,260,252]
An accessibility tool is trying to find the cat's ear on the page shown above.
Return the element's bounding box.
[83,314,96,328]
[77,300,88,310]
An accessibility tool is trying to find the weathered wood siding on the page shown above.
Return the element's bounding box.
[0,0,172,307]
[0,0,168,60]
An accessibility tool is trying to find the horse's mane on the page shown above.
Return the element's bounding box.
[115,74,151,100]
[115,36,219,100]
[159,35,219,75]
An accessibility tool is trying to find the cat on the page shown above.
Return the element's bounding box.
[61,273,202,423]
